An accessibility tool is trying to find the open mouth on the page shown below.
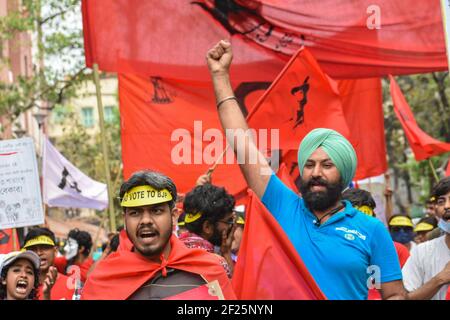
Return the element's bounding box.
[16,279,29,294]
[443,211,450,221]
[138,229,158,244]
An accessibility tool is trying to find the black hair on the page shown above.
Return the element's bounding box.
[183,184,235,234]
[0,259,40,300]
[342,188,376,209]
[68,228,93,257]
[417,216,438,229]
[109,234,120,252]
[119,170,177,210]
[178,212,186,223]
[23,227,57,247]
[432,176,450,198]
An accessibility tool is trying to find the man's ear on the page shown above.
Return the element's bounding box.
[171,207,178,226]
[202,220,213,236]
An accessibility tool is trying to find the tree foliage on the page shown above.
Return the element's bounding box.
[0,0,88,126]
[384,72,450,209]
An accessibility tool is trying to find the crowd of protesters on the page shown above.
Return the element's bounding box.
[0,40,449,300]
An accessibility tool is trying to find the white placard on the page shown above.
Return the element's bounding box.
[0,138,44,229]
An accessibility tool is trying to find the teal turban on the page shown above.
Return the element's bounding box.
[297,128,357,187]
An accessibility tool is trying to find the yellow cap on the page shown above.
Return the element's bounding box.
[414,222,435,232]
[184,212,202,223]
[121,185,173,207]
[389,216,413,228]
[23,235,55,249]
[236,216,245,225]
[355,205,375,217]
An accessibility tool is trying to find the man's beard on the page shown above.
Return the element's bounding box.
[129,222,173,258]
[299,176,344,212]
[209,226,223,247]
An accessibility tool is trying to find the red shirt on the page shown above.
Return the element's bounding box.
[53,256,94,283]
[368,241,410,300]
[38,273,75,300]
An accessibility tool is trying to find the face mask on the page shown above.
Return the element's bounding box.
[390,229,415,244]
[64,238,79,260]
[438,219,450,234]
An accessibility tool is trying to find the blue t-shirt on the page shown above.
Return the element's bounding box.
[262,174,402,300]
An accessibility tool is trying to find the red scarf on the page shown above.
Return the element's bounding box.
[81,230,236,300]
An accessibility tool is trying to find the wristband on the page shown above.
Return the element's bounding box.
[217,96,237,109]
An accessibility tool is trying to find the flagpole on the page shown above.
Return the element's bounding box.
[428,158,440,183]
[89,166,124,259]
[92,63,116,232]
[12,228,18,251]
[206,146,229,178]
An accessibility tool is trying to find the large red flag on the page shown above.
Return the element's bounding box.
[232,190,326,299]
[338,78,387,180]
[82,0,447,80]
[390,76,450,161]
[119,74,248,195]
[0,229,19,254]
[446,159,450,177]
[247,47,350,150]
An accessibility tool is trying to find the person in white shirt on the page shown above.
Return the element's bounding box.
[402,177,450,300]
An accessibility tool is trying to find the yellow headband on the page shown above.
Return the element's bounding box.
[23,235,55,249]
[121,185,173,207]
[236,216,245,225]
[389,216,413,228]
[414,222,435,232]
[355,205,375,217]
[184,212,202,223]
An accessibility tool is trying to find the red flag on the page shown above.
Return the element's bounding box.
[276,162,298,193]
[247,47,350,150]
[82,0,282,82]
[82,0,446,80]
[119,74,248,195]
[0,229,19,254]
[232,190,326,299]
[338,78,387,180]
[390,76,450,161]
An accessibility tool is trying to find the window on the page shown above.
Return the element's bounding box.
[81,107,94,127]
[104,106,115,123]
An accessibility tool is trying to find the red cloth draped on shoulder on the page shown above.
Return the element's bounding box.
[81,230,236,300]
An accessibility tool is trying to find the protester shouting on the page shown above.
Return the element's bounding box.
[23,227,74,300]
[0,251,55,300]
[81,170,236,300]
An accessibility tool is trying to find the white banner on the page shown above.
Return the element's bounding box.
[43,137,108,210]
[0,138,44,230]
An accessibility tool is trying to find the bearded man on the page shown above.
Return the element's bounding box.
[206,39,407,300]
